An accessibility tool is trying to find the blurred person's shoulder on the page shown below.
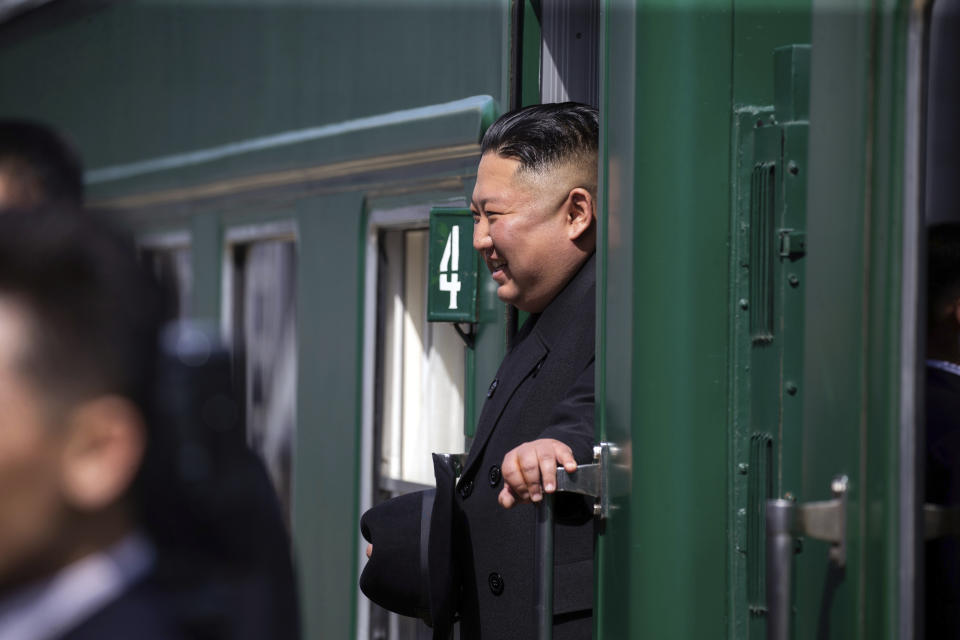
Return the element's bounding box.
[59,573,187,640]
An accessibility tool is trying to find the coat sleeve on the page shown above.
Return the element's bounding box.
[537,356,595,464]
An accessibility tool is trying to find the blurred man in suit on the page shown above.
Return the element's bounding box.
[0,208,176,639]
[0,123,300,640]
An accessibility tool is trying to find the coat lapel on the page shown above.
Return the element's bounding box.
[461,253,595,480]
[462,330,548,477]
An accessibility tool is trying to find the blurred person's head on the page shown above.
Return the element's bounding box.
[0,208,162,594]
[471,102,599,313]
[0,120,84,209]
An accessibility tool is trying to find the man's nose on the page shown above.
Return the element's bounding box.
[473,218,492,251]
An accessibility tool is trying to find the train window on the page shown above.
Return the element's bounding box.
[139,231,192,323]
[223,223,298,526]
[540,0,600,106]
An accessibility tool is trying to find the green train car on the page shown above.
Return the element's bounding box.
[0,0,956,638]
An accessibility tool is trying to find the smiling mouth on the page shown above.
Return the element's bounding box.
[488,259,507,275]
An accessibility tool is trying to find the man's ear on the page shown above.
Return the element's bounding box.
[565,187,595,241]
[59,396,146,512]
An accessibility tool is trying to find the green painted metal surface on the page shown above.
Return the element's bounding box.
[598,1,734,637]
[0,1,510,172]
[189,214,222,321]
[791,2,908,638]
[520,0,542,107]
[598,2,820,639]
[427,208,479,323]
[730,43,811,640]
[294,192,366,640]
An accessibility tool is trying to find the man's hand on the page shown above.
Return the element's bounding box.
[498,438,577,509]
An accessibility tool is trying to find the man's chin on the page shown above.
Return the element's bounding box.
[495,284,519,307]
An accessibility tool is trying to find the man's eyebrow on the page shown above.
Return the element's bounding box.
[472,196,503,210]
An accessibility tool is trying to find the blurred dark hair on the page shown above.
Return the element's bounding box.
[0,207,162,416]
[0,119,84,207]
[480,102,599,189]
[929,223,960,324]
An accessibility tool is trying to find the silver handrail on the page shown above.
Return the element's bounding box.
[764,475,848,640]
[535,493,555,640]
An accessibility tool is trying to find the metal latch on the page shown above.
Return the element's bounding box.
[778,229,807,258]
[766,475,848,640]
[553,441,617,519]
[533,442,618,640]
[440,444,619,640]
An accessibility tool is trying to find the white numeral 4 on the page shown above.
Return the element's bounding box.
[439,226,461,309]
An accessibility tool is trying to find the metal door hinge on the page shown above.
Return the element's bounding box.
[554,441,618,519]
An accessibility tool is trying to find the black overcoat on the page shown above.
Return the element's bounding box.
[454,253,596,639]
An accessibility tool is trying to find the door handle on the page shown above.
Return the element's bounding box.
[766,475,849,640]
[534,443,617,640]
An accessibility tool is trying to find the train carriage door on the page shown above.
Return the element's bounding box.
[597,1,915,638]
[773,2,921,638]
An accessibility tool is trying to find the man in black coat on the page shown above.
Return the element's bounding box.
[458,102,597,639]
[363,102,598,639]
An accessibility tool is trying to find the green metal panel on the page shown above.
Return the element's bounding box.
[428,208,479,323]
[84,96,497,203]
[598,2,818,639]
[730,44,811,640]
[0,1,510,173]
[293,192,365,640]
[597,0,733,637]
[790,1,908,638]
[521,0,542,107]
[189,213,222,322]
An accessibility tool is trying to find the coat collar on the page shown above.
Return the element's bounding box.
[528,252,596,351]
[461,252,596,479]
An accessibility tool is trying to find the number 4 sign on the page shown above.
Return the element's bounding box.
[428,208,477,323]
[439,226,462,309]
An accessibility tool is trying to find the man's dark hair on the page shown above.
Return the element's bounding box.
[480,102,599,183]
[0,119,84,206]
[0,208,162,415]
[929,223,960,325]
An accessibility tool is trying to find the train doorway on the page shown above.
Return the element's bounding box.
[358,204,468,640]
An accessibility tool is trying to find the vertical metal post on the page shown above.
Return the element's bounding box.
[535,493,555,640]
[766,499,796,640]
